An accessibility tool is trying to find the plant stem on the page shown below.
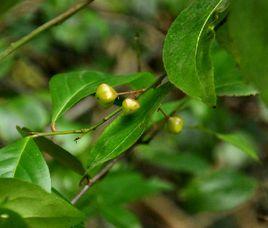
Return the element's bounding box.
[30,108,121,138]
[117,88,146,96]
[158,107,169,119]
[71,155,121,204]
[0,0,95,61]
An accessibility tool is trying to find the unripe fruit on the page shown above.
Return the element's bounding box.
[122,98,140,114]
[95,83,118,106]
[167,115,184,134]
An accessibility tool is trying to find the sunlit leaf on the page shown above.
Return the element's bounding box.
[0,137,51,192]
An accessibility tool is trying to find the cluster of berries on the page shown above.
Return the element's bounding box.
[95,83,140,114]
[95,83,184,134]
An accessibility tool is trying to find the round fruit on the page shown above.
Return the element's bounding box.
[167,116,184,134]
[122,98,140,114]
[95,83,118,106]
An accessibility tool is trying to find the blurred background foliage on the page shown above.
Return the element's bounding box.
[0,0,268,227]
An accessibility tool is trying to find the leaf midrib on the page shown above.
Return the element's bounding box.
[194,0,224,96]
[13,137,30,177]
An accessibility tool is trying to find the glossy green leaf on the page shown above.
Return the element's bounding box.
[181,170,257,212]
[0,137,51,192]
[216,132,259,161]
[86,83,171,170]
[163,0,227,106]
[213,43,258,96]
[0,178,84,228]
[222,0,268,105]
[17,127,85,175]
[50,71,153,124]
[0,208,28,228]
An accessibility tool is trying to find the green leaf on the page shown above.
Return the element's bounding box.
[17,127,85,176]
[86,83,171,170]
[0,137,51,192]
[221,0,268,105]
[0,208,28,228]
[163,0,227,106]
[0,0,22,17]
[216,132,259,161]
[213,43,258,96]
[0,178,84,228]
[50,71,152,124]
[100,205,141,228]
[181,170,257,212]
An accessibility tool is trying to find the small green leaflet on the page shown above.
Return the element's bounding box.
[163,0,228,106]
[50,71,154,124]
[86,83,171,170]
[0,137,51,192]
[0,178,84,228]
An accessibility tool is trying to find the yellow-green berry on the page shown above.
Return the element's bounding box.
[95,83,117,106]
[122,98,140,114]
[167,116,184,134]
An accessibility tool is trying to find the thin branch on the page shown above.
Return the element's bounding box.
[117,88,146,96]
[158,107,170,120]
[71,155,121,204]
[0,0,95,61]
[30,108,121,138]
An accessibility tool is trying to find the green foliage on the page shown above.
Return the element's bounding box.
[0,0,266,226]
[219,0,268,105]
[163,0,227,106]
[0,178,84,227]
[50,71,152,124]
[87,83,171,170]
[0,137,51,192]
[181,170,257,212]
